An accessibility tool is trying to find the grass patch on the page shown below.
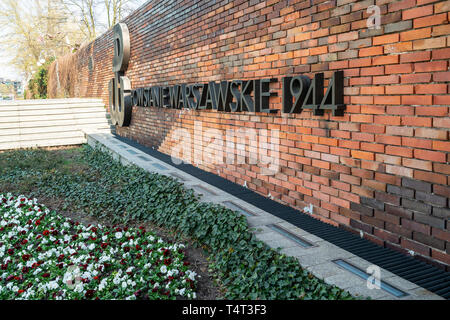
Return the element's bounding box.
[0,145,356,300]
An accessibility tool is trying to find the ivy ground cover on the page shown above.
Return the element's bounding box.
[0,145,355,300]
[0,194,197,300]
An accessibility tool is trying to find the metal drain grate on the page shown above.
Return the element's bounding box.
[223,201,257,217]
[333,259,408,298]
[193,185,218,196]
[170,172,188,181]
[152,163,168,170]
[138,155,151,162]
[267,224,314,248]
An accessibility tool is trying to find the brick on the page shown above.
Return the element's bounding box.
[374,191,400,206]
[402,219,431,235]
[432,207,450,219]
[374,228,400,244]
[402,198,432,215]
[401,238,430,256]
[416,106,449,117]
[414,149,446,162]
[435,0,450,13]
[414,170,447,185]
[432,140,450,151]
[400,27,431,41]
[414,13,448,28]
[415,191,447,207]
[386,204,413,220]
[413,232,446,250]
[415,84,447,94]
[350,202,374,216]
[386,222,412,238]
[402,178,432,193]
[360,196,385,211]
[414,212,446,229]
[415,128,448,140]
[373,34,399,45]
[359,46,383,57]
[361,215,385,229]
[403,5,434,20]
[401,95,433,105]
[351,150,374,161]
[413,36,447,50]
[414,61,448,72]
[403,158,433,171]
[434,163,450,175]
[400,51,431,63]
[385,64,413,74]
[384,20,413,34]
[432,227,450,242]
[350,219,373,234]
[433,185,450,198]
[373,55,399,65]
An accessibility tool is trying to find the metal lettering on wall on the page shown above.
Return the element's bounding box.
[109,23,132,127]
[109,23,346,127]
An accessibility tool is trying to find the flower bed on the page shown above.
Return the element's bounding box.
[0,146,356,300]
[0,194,198,300]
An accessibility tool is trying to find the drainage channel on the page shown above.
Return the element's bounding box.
[333,259,408,298]
[111,134,450,299]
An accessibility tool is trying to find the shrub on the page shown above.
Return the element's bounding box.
[27,58,55,99]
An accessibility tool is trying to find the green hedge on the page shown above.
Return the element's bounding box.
[1,145,355,300]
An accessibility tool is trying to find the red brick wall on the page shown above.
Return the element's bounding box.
[48,0,450,269]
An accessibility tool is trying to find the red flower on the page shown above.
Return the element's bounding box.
[7,248,14,255]
[43,230,50,236]
[164,258,172,266]
[135,245,141,250]
[85,290,95,299]
[35,220,41,226]
[42,273,50,278]
[72,235,78,241]
[183,261,190,266]
[124,247,130,252]
[100,243,108,249]
[22,254,31,261]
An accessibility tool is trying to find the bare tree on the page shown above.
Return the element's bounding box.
[0,0,147,80]
[63,0,146,40]
[0,0,85,80]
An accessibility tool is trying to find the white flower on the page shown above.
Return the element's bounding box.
[115,232,123,239]
[160,265,167,274]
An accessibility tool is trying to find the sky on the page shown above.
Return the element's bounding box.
[0,0,148,82]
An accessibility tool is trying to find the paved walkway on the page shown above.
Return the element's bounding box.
[86,132,442,300]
